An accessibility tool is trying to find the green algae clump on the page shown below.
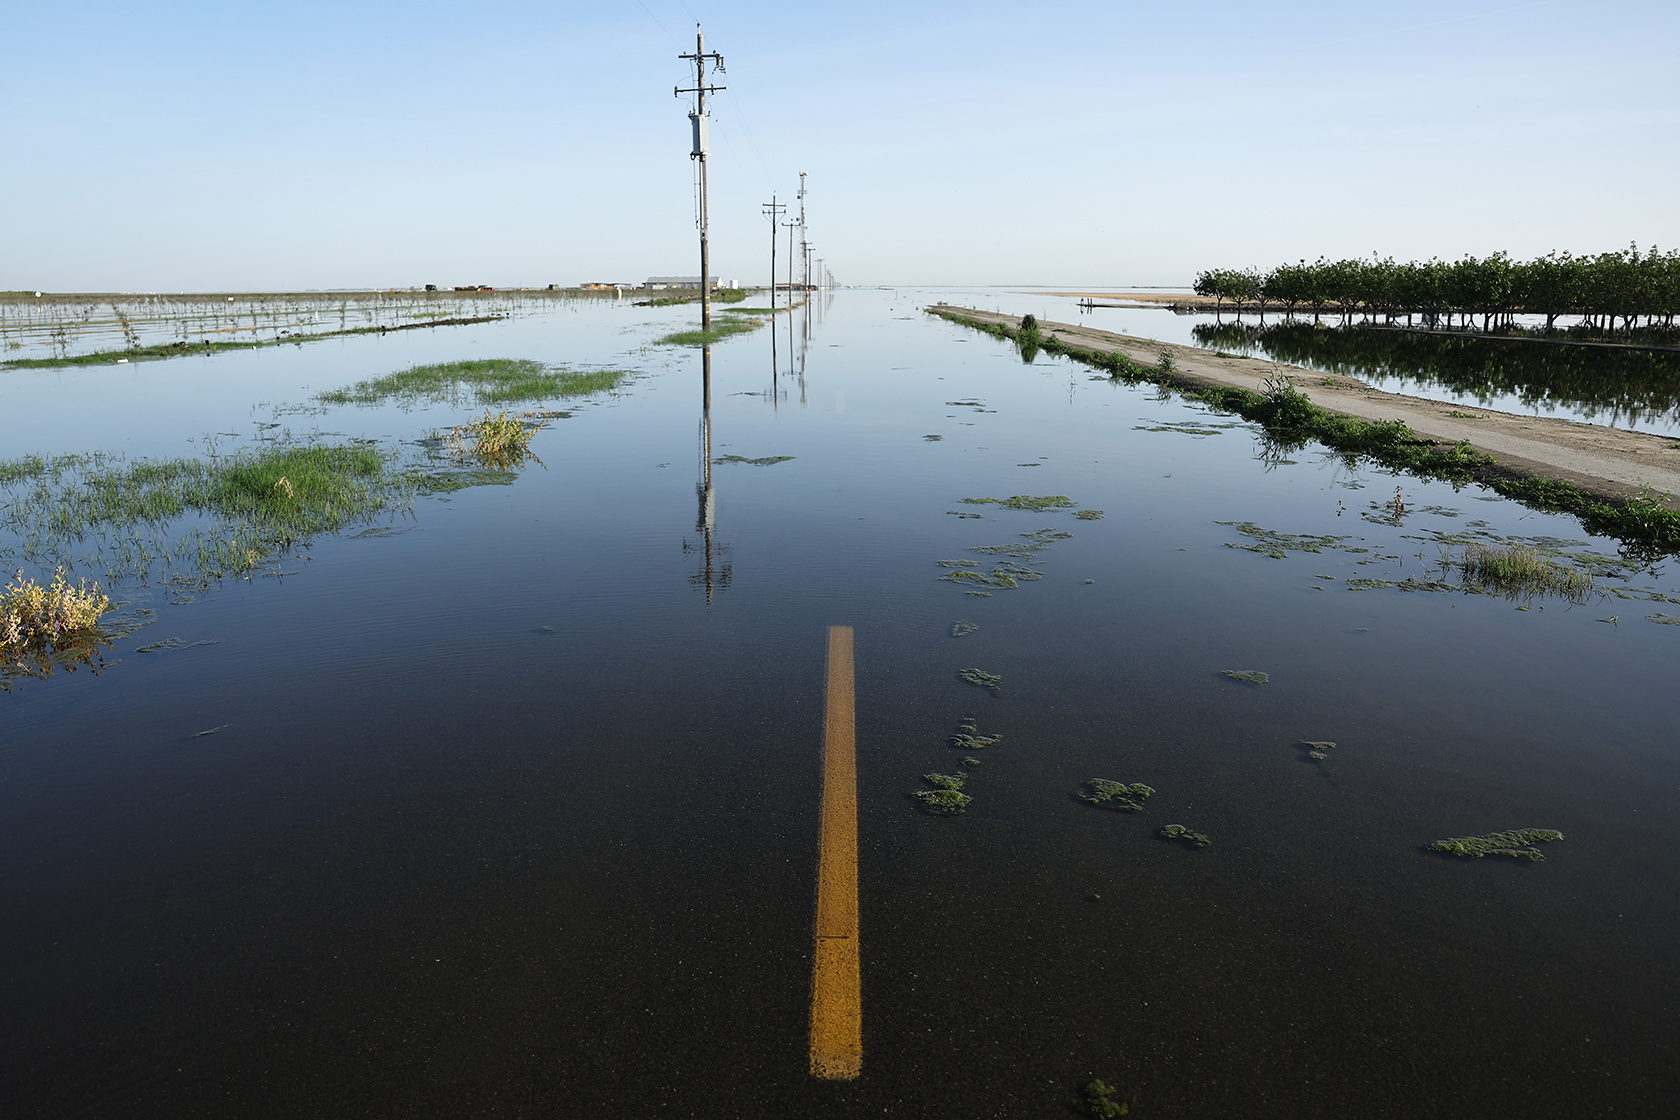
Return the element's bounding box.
[1429,828,1563,861]
[1222,669,1269,684]
[959,667,1002,692]
[1160,824,1212,848]
[1074,1079,1131,1118]
[950,716,1002,750]
[961,495,1076,513]
[1302,739,1336,760]
[913,773,972,815]
[1079,779,1155,812]
[712,454,794,466]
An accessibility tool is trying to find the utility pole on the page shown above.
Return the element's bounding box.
[783,217,798,300]
[676,26,724,328]
[762,195,786,310]
[797,172,809,290]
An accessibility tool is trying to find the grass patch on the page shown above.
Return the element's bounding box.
[1451,542,1595,600]
[319,358,627,409]
[641,288,751,308]
[656,318,766,346]
[442,410,537,470]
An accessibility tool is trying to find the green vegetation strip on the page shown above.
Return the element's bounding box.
[927,307,1680,554]
[320,358,627,408]
[656,318,766,346]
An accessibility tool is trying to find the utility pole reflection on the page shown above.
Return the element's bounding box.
[687,345,730,602]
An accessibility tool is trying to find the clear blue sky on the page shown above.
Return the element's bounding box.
[5,0,1675,291]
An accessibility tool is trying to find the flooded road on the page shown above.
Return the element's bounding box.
[3,290,1677,1117]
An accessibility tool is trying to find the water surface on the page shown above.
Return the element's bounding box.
[2,290,1676,1118]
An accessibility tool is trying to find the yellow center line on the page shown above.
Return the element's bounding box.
[810,624,861,1080]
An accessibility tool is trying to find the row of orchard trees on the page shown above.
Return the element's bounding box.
[1192,245,1680,334]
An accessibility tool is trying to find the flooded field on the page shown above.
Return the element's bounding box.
[3,290,1678,1118]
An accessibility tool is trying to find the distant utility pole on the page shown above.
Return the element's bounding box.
[762,195,786,310]
[676,25,724,327]
[797,172,810,290]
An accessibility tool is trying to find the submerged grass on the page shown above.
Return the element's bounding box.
[0,440,414,586]
[319,358,627,409]
[1429,828,1563,861]
[927,307,1680,555]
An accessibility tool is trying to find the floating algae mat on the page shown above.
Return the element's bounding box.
[1222,669,1269,684]
[958,668,1002,692]
[133,637,220,654]
[1216,520,1357,559]
[950,717,1002,750]
[950,619,980,638]
[712,454,795,466]
[1160,824,1213,848]
[1132,418,1245,436]
[967,497,1081,513]
[939,559,1041,592]
[1073,1079,1132,1118]
[1079,779,1155,812]
[1302,740,1337,760]
[914,773,973,815]
[969,528,1073,559]
[1429,829,1563,861]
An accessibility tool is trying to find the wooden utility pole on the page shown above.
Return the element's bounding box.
[763,195,786,311]
[676,26,724,328]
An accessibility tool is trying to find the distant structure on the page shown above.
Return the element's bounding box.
[645,276,735,290]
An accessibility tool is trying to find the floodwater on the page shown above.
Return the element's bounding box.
[3,290,1678,1118]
